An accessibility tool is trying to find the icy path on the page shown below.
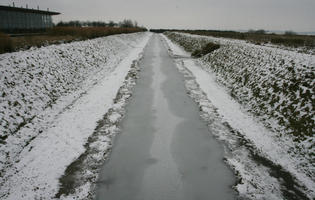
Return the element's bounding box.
[95,35,236,199]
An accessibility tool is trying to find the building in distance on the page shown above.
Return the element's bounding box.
[0,4,60,33]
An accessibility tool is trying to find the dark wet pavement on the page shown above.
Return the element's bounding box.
[95,34,236,200]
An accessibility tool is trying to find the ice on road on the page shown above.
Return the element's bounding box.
[95,34,236,199]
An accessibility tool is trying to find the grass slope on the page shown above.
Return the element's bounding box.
[165,31,314,143]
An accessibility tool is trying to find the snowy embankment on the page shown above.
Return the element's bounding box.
[0,32,151,199]
[162,33,314,199]
[166,32,314,140]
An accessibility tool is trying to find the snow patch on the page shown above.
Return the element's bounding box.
[0,32,151,200]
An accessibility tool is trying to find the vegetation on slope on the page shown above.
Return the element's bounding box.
[166,32,314,142]
[0,33,146,140]
[191,42,220,57]
[152,29,315,54]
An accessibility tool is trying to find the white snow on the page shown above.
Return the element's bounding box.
[162,33,315,199]
[0,32,151,199]
[183,59,314,195]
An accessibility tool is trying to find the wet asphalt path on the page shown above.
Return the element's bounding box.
[95,34,236,200]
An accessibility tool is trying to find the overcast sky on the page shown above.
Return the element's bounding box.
[2,0,315,32]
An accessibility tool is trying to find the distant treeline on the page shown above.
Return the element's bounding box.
[150,29,315,48]
[57,19,146,29]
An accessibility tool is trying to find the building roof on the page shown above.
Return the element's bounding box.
[0,5,60,15]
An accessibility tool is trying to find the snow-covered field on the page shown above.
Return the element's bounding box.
[0,32,151,199]
[162,33,314,199]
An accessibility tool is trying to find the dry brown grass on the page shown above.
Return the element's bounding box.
[0,32,13,54]
[48,27,145,39]
[1,27,146,54]
[11,35,77,50]
[182,30,315,48]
